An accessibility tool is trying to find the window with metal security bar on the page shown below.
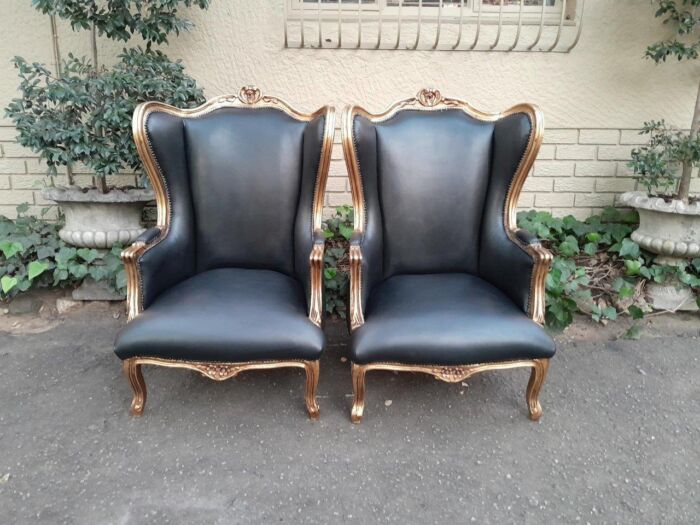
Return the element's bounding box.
[284,0,584,52]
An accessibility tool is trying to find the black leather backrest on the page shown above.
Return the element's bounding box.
[478,112,534,310]
[183,108,308,274]
[141,111,197,308]
[353,116,384,312]
[368,109,495,277]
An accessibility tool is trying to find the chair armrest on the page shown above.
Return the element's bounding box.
[133,227,162,245]
[512,228,553,325]
[515,228,540,246]
[308,229,325,327]
[121,224,195,321]
[348,231,365,331]
[121,227,164,321]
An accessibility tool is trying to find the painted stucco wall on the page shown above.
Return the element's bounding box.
[0,0,698,217]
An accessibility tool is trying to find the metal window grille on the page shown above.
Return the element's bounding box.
[284,0,584,52]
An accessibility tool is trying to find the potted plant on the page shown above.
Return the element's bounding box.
[5,1,208,253]
[620,0,700,311]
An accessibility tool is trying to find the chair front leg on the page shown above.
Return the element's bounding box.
[123,358,147,416]
[350,363,367,424]
[123,358,320,419]
[304,360,321,419]
[526,358,550,421]
[349,359,550,423]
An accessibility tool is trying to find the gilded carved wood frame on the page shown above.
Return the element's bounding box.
[341,88,553,423]
[121,87,335,419]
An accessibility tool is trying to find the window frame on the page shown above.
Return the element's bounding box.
[289,0,570,21]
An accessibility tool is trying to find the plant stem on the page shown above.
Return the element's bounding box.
[678,79,700,203]
[91,23,98,70]
[49,15,62,78]
[90,22,108,194]
[49,14,74,187]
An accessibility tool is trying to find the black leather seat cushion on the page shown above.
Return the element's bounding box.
[351,274,555,366]
[115,268,324,362]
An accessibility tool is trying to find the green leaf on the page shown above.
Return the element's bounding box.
[557,235,580,257]
[0,241,24,259]
[27,260,48,280]
[628,305,644,320]
[619,238,640,258]
[618,286,635,299]
[36,246,56,259]
[76,248,100,263]
[339,224,354,240]
[623,324,643,340]
[55,247,77,268]
[1,275,18,294]
[115,268,127,290]
[583,242,598,257]
[625,259,643,276]
[603,306,618,320]
[68,262,88,279]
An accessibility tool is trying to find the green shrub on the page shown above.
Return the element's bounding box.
[630,0,700,203]
[0,205,124,300]
[628,120,700,196]
[519,208,700,329]
[322,205,353,318]
[6,50,205,183]
[31,0,210,44]
[4,0,209,192]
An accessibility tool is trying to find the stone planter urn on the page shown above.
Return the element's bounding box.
[619,191,700,311]
[42,186,154,300]
[42,186,154,248]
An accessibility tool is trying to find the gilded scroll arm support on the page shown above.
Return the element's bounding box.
[121,226,164,321]
[308,229,326,327]
[512,228,553,325]
[348,231,365,331]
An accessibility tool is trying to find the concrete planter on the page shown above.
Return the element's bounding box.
[42,186,154,249]
[619,191,700,311]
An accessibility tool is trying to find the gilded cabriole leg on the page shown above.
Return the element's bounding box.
[526,358,550,421]
[122,358,320,419]
[351,363,366,424]
[304,360,321,419]
[123,359,147,416]
[350,359,550,423]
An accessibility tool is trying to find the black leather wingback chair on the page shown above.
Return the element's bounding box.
[115,87,334,419]
[342,89,555,423]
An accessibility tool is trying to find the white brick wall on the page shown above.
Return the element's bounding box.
[0,125,645,220]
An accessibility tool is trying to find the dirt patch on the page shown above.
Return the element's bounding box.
[553,311,700,344]
[0,290,124,335]
[0,315,61,335]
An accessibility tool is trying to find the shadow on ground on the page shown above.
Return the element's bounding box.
[0,304,698,524]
